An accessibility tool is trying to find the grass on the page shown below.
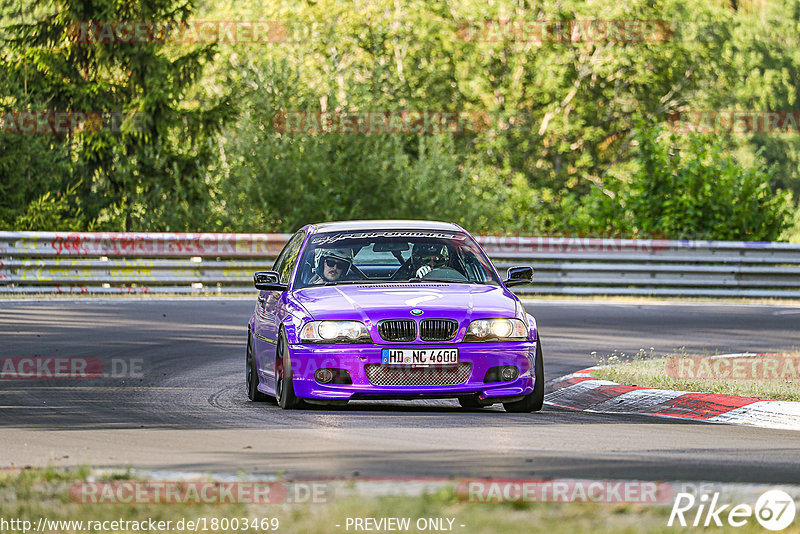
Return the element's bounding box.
[591,349,800,401]
[0,468,783,534]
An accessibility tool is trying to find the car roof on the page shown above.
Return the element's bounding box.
[307,220,463,234]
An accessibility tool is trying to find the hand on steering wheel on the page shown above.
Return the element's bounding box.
[415,265,432,278]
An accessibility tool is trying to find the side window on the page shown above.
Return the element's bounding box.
[273,232,305,284]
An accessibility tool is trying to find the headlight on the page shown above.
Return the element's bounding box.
[300,321,371,343]
[464,318,528,342]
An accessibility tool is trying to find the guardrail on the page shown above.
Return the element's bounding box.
[2,231,800,297]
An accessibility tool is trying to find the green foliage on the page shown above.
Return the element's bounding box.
[0,131,74,228]
[13,182,85,231]
[704,0,800,196]
[779,193,800,243]
[569,119,790,240]
[215,58,496,232]
[0,0,796,239]
[1,0,231,231]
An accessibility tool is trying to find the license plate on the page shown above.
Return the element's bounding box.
[381,348,459,366]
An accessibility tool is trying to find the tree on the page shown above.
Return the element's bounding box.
[1,0,231,230]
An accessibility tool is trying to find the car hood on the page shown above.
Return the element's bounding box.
[292,283,519,327]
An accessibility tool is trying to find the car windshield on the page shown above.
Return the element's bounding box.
[294,230,500,288]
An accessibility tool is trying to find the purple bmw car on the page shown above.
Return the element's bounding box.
[246,220,543,412]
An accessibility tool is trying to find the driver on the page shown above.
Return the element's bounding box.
[412,243,448,279]
[310,248,354,284]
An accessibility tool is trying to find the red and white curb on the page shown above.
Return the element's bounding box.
[545,364,800,431]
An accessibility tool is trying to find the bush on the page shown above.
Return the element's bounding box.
[569,119,791,240]
[13,183,85,231]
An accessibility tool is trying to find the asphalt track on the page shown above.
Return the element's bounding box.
[1,298,799,483]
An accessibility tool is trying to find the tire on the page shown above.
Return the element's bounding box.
[276,331,304,410]
[246,331,270,402]
[458,396,485,409]
[504,337,545,413]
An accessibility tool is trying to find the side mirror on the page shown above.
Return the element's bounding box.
[503,266,533,287]
[254,271,289,291]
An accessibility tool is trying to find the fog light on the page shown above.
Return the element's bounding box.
[483,365,520,383]
[315,368,335,383]
[501,366,519,381]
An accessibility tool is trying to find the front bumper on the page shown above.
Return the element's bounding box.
[287,341,537,401]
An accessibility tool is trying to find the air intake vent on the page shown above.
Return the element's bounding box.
[365,363,472,386]
[356,284,448,288]
[419,319,458,341]
[377,319,417,342]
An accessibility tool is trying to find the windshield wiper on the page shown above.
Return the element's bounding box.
[419,278,475,284]
[321,279,483,286]
[398,278,478,284]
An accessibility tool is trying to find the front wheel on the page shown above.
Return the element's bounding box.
[504,337,545,413]
[276,332,304,410]
[246,331,270,402]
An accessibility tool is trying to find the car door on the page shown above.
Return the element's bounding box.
[253,230,305,392]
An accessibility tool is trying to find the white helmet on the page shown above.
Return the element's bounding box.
[316,247,354,275]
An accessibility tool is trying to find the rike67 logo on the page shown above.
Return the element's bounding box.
[669,489,796,530]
